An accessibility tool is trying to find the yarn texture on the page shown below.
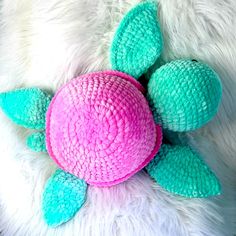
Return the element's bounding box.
[110,1,163,79]
[146,144,221,197]
[0,0,223,230]
[42,169,87,227]
[27,132,47,152]
[46,70,162,187]
[0,88,52,129]
[147,59,222,131]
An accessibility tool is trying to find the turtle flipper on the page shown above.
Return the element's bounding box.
[42,169,87,227]
[110,1,163,79]
[147,59,222,131]
[0,88,52,129]
[146,144,221,198]
[27,131,47,152]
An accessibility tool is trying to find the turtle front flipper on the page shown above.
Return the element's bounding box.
[146,144,221,198]
[42,169,87,227]
[147,59,222,131]
[110,1,163,79]
[0,88,52,129]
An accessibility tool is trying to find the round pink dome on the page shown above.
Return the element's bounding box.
[46,71,162,186]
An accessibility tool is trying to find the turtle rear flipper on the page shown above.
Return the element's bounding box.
[42,169,88,227]
[0,88,52,130]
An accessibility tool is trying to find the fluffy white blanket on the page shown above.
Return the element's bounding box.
[0,0,235,235]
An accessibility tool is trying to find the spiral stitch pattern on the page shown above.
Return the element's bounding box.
[46,71,162,186]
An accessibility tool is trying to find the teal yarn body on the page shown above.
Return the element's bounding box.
[147,59,222,131]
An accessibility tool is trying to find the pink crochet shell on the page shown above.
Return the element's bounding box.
[46,71,162,186]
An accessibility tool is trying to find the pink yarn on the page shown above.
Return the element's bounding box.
[46,71,162,186]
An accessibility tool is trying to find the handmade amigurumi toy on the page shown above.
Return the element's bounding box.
[0,1,222,227]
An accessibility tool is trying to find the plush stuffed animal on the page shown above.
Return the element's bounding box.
[0,1,222,227]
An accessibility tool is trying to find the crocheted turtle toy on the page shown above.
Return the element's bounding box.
[0,1,222,227]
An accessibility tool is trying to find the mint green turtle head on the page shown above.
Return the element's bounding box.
[147,59,222,131]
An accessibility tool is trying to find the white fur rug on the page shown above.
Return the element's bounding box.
[0,0,236,235]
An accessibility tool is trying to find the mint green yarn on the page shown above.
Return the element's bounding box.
[146,144,221,198]
[27,132,47,152]
[147,59,222,131]
[42,169,87,227]
[0,88,52,129]
[110,1,163,79]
